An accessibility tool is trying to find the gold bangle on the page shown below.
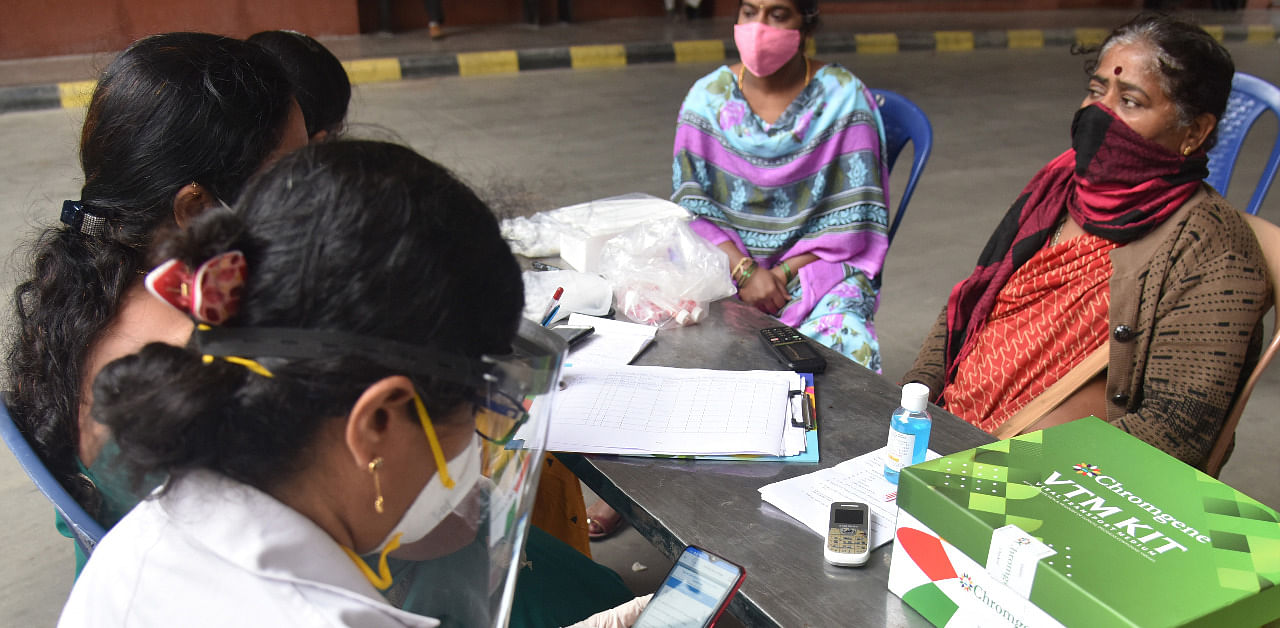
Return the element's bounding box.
[732,258,758,286]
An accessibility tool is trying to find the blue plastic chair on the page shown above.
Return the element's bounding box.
[1205,72,1280,216]
[0,396,106,557]
[870,89,934,246]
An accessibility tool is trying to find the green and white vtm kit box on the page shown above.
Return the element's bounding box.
[887,417,1280,627]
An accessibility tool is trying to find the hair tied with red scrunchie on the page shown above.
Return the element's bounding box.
[144,251,247,325]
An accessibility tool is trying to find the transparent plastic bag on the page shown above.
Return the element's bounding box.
[598,218,736,330]
[521,269,613,326]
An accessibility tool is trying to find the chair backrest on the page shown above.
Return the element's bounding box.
[1205,212,1280,477]
[1204,72,1280,216]
[0,396,106,556]
[870,89,934,246]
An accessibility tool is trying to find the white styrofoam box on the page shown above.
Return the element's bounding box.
[556,194,688,272]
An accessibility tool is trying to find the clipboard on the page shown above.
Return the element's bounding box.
[642,372,820,463]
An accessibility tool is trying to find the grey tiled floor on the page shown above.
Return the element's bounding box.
[2,11,1279,626]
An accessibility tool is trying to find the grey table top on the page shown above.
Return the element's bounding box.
[558,298,994,628]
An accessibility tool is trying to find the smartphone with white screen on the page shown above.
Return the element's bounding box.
[633,545,746,628]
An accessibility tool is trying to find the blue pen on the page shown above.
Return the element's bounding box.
[541,304,561,327]
[538,287,563,325]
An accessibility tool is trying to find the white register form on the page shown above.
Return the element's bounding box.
[759,447,940,550]
[543,364,799,456]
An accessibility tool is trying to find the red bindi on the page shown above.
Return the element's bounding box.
[1114,66,1123,76]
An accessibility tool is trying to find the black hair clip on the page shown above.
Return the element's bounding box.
[60,200,107,237]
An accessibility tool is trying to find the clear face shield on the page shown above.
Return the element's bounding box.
[194,318,565,627]
[377,318,565,627]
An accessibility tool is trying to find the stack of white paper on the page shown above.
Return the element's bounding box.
[543,364,805,456]
[758,447,940,550]
[561,313,656,367]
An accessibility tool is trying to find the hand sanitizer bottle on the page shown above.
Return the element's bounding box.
[883,382,931,485]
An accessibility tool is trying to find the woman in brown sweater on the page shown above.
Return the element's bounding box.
[903,14,1270,470]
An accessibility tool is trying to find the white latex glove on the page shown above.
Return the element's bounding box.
[564,594,653,628]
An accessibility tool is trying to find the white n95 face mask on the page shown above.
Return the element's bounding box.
[205,318,563,627]
[372,433,483,553]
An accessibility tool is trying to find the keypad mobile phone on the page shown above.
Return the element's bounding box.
[759,326,826,373]
[824,502,870,567]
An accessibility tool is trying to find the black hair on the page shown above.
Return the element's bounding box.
[6,32,295,516]
[794,0,819,26]
[247,30,351,139]
[737,0,820,31]
[1086,14,1234,143]
[93,141,524,493]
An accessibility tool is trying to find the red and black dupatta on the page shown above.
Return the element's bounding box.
[942,104,1209,384]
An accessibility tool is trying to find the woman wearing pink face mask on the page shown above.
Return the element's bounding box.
[581,0,891,544]
[672,0,890,372]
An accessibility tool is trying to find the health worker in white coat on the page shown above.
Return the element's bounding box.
[58,140,589,627]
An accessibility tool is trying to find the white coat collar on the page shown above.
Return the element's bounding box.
[155,470,428,622]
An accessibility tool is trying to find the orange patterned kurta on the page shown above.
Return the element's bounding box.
[942,233,1118,433]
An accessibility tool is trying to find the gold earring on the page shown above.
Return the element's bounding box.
[368,457,385,514]
[1182,145,1193,156]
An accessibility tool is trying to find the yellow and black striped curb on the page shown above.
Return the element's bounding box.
[3,23,1276,114]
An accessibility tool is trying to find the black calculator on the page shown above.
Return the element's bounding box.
[758,326,827,373]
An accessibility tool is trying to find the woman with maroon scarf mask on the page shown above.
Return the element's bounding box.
[904,14,1270,470]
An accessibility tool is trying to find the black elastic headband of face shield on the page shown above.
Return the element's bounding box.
[196,325,490,385]
[193,319,564,397]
